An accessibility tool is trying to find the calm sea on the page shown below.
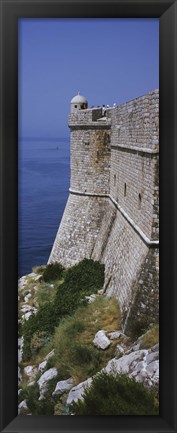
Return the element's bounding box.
[18,138,70,277]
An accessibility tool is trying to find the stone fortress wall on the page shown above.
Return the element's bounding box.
[48,90,159,333]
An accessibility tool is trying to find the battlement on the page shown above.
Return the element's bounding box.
[68,90,159,153]
[68,107,111,128]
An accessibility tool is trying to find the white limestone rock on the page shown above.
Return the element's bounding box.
[18,400,29,415]
[97,289,104,295]
[24,293,32,302]
[67,377,92,405]
[66,345,159,409]
[52,378,74,396]
[18,276,28,292]
[28,272,42,281]
[146,351,159,365]
[22,311,33,321]
[104,347,159,387]
[108,331,123,340]
[18,337,24,363]
[24,365,37,380]
[93,330,111,350]
[105,350,148,375]
[115,344,125,356]
[18,367,22,385]
[85,294,98,303]
[37,350,55,373]
[38,360,47,373]
[18,348,23,363]
[37,368,58,400]
[20,305,33,313]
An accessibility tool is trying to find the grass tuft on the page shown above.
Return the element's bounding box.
[139,324,159,349]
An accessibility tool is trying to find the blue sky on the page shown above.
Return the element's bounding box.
[18,18,159,138]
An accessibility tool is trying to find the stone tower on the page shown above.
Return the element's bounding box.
[48,90,159,334]
[48,93,112,266]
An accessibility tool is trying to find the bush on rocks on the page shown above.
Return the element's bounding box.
[42,262,65,282]
[70,371,159,415]
[22,259,105,361]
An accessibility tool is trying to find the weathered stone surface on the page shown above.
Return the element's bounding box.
[85,294,98,303]
[108,331,122,340]
[38,360,47,373]
[93,330,111,350]
[37,350,55,374]
[18,400,29,415]
[104,347,159,387]
[67,378,93,405]
[24,365,37,380]
[20,305,33,313]
[48,90,159,332]
[18,276,28,292]
[18,337,24,363]
[18,367,22,385]
[146,351,158,365]
[66,344,159,408]
[22,311,33,321]
[52,378,74,396]
[37,368,58,400]
[24,293,32,302]
[105,350,148,375]
[115,344,125,356]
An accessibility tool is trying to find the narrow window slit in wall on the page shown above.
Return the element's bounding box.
[138,193,142,209]
[124,183,127,197]
[114,175,116,186]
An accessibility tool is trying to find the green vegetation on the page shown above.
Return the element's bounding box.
[18,259,159,417]
[42,262,64,282]
[70,371,159,415]
[22,259,105,361]
[19,380,56,415]
[51,296,120,383]
[35,283,57,307]
[139,324,159,349]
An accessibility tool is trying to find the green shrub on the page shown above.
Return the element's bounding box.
[19,383,40,413]
[19,376,60,415]
[71,345,94,364]
[22,259,105,361]
[22,302,56,361]
[70,372,159,415]
[63,258,104,295]
[42,262,64,282]
[30,331,48,356]
[35,283,57,307]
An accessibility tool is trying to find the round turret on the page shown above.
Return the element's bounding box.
[70,91,88,113]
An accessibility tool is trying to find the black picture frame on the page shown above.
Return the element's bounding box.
[0,0,176,432]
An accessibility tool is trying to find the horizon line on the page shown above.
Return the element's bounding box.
[18,136,70,141]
